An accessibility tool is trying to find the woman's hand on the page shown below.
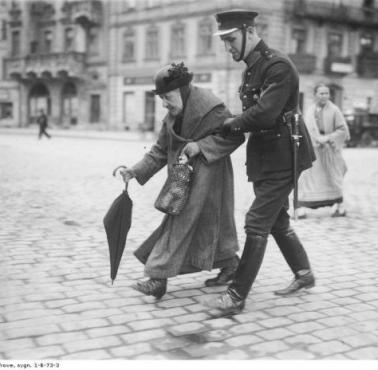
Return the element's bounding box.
[181,142,200,160]
[119,167,136,183]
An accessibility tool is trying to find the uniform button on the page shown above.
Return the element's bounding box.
[243,95,247,99]
[243,106,246,109]
[247,72,251,76]
[245,84,249,87]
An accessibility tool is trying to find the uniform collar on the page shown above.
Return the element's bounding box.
[244,39,271,68]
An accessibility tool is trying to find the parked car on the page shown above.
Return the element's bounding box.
[344,109,378,147]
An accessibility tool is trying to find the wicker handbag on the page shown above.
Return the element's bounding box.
[154,163,194,216]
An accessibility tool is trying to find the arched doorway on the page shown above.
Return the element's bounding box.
[29,83,50,123]
[62,81,78,125]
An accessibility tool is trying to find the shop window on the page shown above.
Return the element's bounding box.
[198,18,213,55]
[328,32,343,58]
[30,41,38,54]
[123,28,135,62]
[144,91,155,131]
[360,32,374,54]
[0,102,13,119]
[145,26,159,60]
[291,27,307,54]
[11,30,20,57]
[171,22,186,58]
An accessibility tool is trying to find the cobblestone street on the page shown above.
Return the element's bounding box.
[1,131,378,360]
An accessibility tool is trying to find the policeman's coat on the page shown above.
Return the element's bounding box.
[229,40,315,182]
[131,85,244,278]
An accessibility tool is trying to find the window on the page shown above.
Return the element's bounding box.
[0,102,13,119]
[30,41,38,54]
[291,28,307,54]
[171,22,186,58]
[1,20,6,40]
[123,28,135,62]
[11,30,20,57]
[198,19,213,55]
[44,30,52,53]
[88,27,99,55]
[360,32,374,54]
[328,32,343,58]
[65,28,74,52]
[145,26,159,60]
[90,94,101,123]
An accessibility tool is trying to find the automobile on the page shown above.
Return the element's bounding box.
[344,108,378,147]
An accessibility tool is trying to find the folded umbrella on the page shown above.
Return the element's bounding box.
[103,165,133,284]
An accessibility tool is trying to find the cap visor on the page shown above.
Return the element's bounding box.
[213,28,239,36]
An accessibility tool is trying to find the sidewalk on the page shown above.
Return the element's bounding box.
[0,126,156,142]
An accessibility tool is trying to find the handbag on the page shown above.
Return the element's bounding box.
[154,162,194,216]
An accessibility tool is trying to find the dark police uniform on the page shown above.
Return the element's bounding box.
[213,10,316,303]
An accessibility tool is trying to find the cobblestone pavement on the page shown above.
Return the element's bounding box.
[1,132,378,360]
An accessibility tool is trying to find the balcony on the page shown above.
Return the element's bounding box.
[64,1,102,28]
[4,52,86,80]
[324,56,354,76]
[357,52,378,78]
[287,0,378,28]
[288,53,317,74]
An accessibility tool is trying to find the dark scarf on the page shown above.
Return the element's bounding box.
[173,85,191,136]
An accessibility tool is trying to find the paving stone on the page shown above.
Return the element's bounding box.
[108,311,153,324]
[340,333,378,348]
[211,349,250,360]
[226,334,262,347]
[258,317,294,328]
[167,322,207,336]
[44,299,78,308]
[4,324,60,340]
[248,340,290,357]
[347,347,378,360]
[63,336,121,353]
[120,329,166,344]
[173,312,209,323]
[110,343,152,358]
[256,328,294,341]
[128,318,173,331]
[203,317,235,329]
[286,321,325,334]
[60,318,109,331]
[157,298,195,308]
[0,338,35,352]
[179,342,228,359]
[85,325,130,338]
[152,336,191,351]
[308,340,351,356]
[4,309,62,322]
[60,349,112,360]
[317,315,356,327]
[3,345,65,360]
[275,350,315,359]
[62,302,106,313]
[285,334,322,346]
[36,332,88,346]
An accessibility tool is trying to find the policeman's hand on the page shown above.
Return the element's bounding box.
[119,167,136,183]
[217,118,234,136]
[181,142,200,159]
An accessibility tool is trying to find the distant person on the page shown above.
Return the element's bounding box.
[119,62,244,299]
[37,109,51,139]
[297,83,350,218]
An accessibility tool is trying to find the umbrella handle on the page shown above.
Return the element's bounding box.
[112,165,129,191]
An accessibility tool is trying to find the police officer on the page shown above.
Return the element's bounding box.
[203,9,316,314]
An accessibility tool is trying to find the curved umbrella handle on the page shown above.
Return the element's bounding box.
[112,165,129,191]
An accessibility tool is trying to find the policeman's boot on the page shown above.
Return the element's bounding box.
[205,255,240,287]
[132,278,167,299]
[272,228,315,296]
[203,235,268,315]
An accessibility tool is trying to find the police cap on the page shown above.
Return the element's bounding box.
[214,9,258,36]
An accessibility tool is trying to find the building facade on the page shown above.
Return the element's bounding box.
[1,0,109,128]
[1,0,378,130]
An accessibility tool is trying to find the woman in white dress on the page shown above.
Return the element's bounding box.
[297,83,350,218]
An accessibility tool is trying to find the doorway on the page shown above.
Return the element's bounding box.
[62,81,78,125]
[123,92,136,130]
[29,83,50,123]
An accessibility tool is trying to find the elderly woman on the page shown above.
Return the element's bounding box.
[298,83,350,218]
[120,62,244,299]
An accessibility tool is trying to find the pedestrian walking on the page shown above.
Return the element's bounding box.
[297,83,350,218]
[203,9,316,315]
[37,109,51,139]
[119,62,244,299]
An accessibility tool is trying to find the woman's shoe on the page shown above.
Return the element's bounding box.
[205,256,240,287]
[131,278,167,299]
